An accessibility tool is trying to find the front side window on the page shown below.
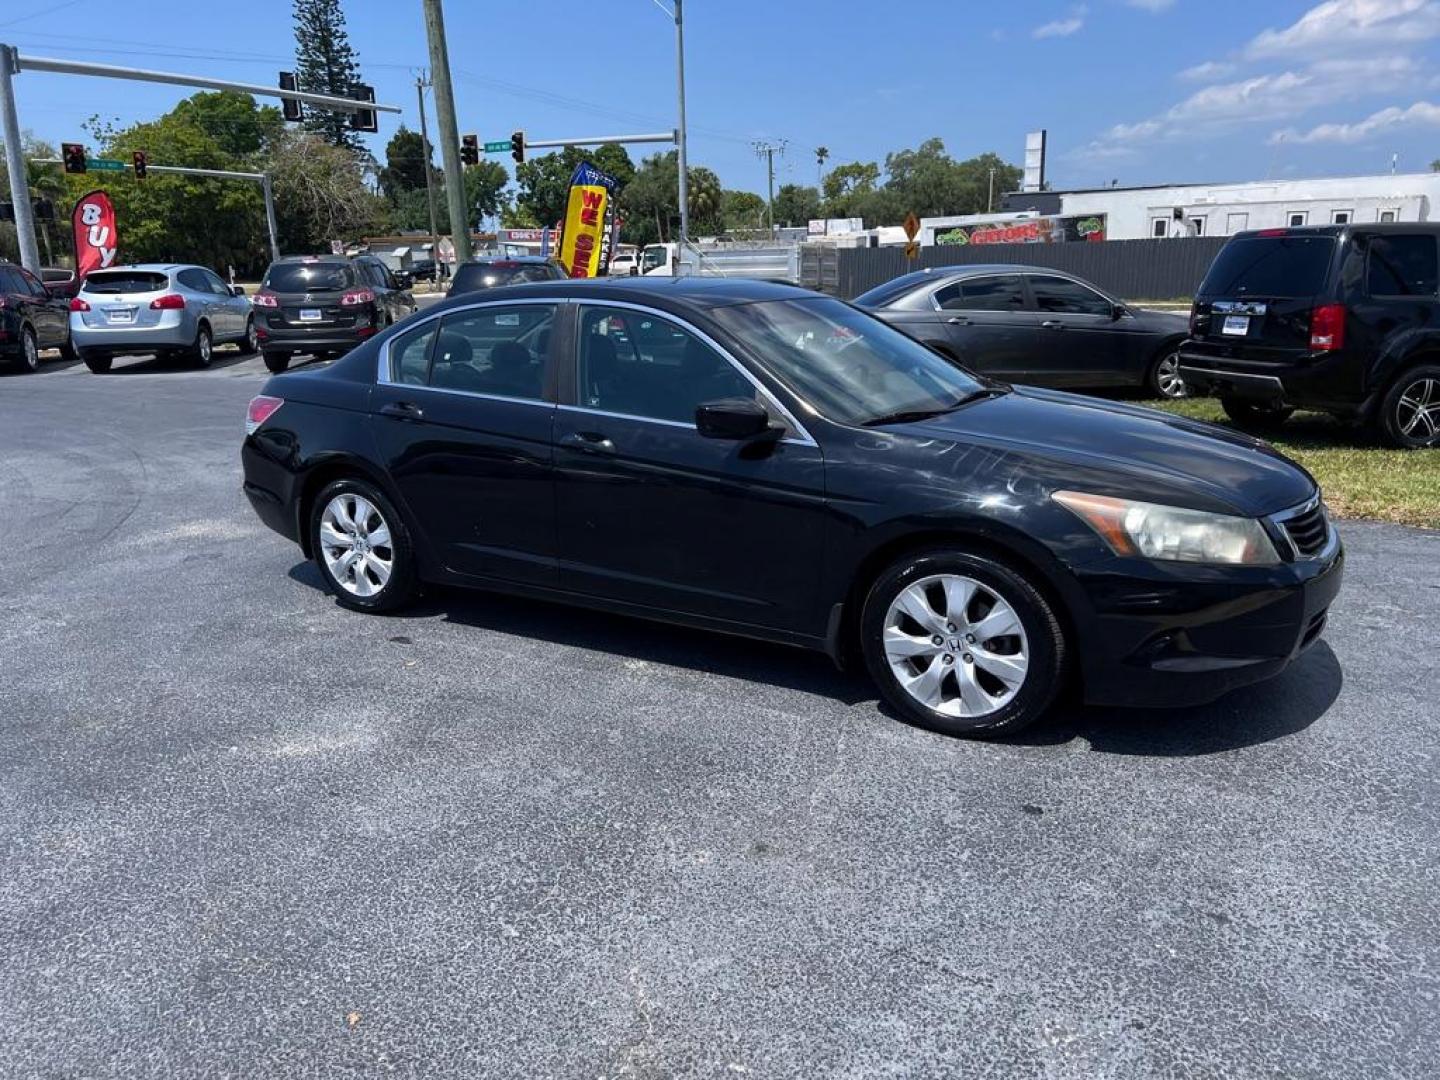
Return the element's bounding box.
[935,275,1026,312]
[710,297,986,427]
[1366,234,1439,297]
[429,305,555,399]
[1029,275,1113,317]
[579,306,756,424]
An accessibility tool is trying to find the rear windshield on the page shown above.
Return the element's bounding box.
[82,271,168,294]
[1199,236,1335,298]
[263,262,355,292]
[854,272,932,308]
[451,262,562,293]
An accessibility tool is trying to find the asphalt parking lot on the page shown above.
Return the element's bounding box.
[2,351,1438,1079]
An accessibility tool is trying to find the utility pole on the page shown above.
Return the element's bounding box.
[0,45,40,273]
[754,140,786,237]
[674,0,689,260]
[414,71,442,286]
[420,0,471,265]
[987,167,995,214]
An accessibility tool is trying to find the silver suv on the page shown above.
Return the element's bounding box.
[69,264,256,373]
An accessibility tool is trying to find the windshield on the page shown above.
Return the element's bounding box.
[642,245,668,273]
[1200,236,1335,298]
[711,297,987,427]
[263,262,354,292]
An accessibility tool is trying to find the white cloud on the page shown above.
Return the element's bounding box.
[1271,100,1440,143]
[1177,60,1235,82]
[1126,0,1176,10]
[1247,0,1440,58]
[1033,5,1087,38]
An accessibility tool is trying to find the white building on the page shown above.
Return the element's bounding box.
[1002,172,1440,240]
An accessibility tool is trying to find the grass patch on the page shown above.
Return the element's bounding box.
[1142,398,1440,530]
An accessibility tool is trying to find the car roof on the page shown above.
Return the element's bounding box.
[85,263,198,274]
[1232,223,1440,240]
[271,254,350,264]
[432,275,816,312]
[465,255,558,265]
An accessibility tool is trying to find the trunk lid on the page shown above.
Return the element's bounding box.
[77,270,173,330]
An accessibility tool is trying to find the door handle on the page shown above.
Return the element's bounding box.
[561,431,617,454]
[1041,320,1065,330]
[379,401,424,421]
[946,316,970,325]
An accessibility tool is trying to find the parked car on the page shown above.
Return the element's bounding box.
[0,261,71,372]
[242,278,1341,740]
[252,254,416,374]
[609,249,640,277]
[855,265,1191,398]
[69,264,254,373]
[40,266,80,299]
[1181,224,1440,447]
[449,256,566,296]
[408,257,439,282]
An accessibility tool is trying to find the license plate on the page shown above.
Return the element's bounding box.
[299,308,322,322]
[1221,315,1249,336]
[105,308,135,324]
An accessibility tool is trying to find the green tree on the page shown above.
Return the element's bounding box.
[463,160,511,223]
[516,143,634,227]
[617,150,726,245]
[0,134,67,264]
[266,127,386,253]
[380,125,431,199]
[722,189,766,233]
[877,140,1021,221]
[772,183,820,228]
[293,0,365,151]
[821,161,880,216]
[172,91,282,158]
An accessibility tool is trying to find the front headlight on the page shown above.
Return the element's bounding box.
[1052,491,1281,566]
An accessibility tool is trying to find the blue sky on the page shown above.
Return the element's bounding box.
[6,0,1440,196]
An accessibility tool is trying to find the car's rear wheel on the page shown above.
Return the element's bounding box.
[191,324,213,369]
[860,548,1066,739]
[17,326,40,373]
[263,352,290,374]
[240,316,258,354]
[1221,396,1294,431]
[1150,350,1187,399]
[310,479,418,613]
[80,350,112,374]
[1376,364,1440,448]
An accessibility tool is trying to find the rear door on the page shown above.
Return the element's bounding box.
[1025,274,1135,387]
[267,261,358,334]
[370,300,561,586]
[199,268,246,337]
[930,274,1038,380]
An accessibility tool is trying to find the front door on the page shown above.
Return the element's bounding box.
[930,273,1040,381]
[1025,274,1137,387]
[553,304,827,634]
[370,301,561,586]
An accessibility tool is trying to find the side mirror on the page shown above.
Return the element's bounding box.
[230,285,247,297]
[1111,302,1126,320]
[696,397,774,440]
[396,273,414,289]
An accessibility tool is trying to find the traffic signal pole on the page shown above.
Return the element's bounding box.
[415,73,442,286]
[1,46,41,272]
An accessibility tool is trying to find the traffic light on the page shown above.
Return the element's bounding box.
[350,83,377,133]
[510,130,525,165]
[132,151,148,180]
[279,71,303,122]
[460,134,479,166]
[62,142,87,175]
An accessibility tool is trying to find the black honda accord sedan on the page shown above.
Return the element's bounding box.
[242,277,1342,738]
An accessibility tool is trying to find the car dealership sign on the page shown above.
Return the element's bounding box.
[71,190,118,277]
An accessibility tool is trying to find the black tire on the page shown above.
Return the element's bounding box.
[1221,396,1294,432]
[240,315,258,354]
[16,325,40,373]
[309,478,418,614]
[1149,349,1188,399]
[81,351,112,374]
[59,336,77,362]
[263,352,290,374]
[191,323,214,368]
[1375,364,1440,448]
[859,547,1067,739]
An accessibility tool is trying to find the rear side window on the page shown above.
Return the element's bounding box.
[854,272,931,308]
[1366,234,1438,297]
[390,321,437,385]
[428,305,556,400]
[934,275,1026,312]
[0,267,23,294]
[82,271,169,294]
[264,262,353,292]
[1199,236,1335,298]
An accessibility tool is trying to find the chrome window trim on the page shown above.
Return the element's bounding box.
[386,381,554,409]
[376,296,561,386]
[572,298,819,447]
[926,272,1026,314]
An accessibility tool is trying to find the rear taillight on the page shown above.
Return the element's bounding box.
[252,292,279,308]
[149,293,186,310]
[246,394,284,435]
[1309,303,1346,352]
[340,288,375,306]
[69,297,91,312]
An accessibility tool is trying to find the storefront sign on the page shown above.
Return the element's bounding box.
[934,214,1106,246]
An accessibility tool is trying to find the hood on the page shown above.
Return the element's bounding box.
[902,387,1316,517]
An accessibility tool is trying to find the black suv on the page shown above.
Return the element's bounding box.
[253,255,416,373]
[1181,224,1440,447]
[450,256,565,296]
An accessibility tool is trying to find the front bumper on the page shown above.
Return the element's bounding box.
[1071,531,1344,708]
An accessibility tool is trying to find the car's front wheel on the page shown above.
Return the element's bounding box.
[1221,396,1294,432]
[860,548,1066,739]
[1150,350,1187,399]
[310,479,418,613]
[1376,364,1440,448]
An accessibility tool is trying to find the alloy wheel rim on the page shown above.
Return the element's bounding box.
[1396,377,1439,441]
[199,332,211,363]
[882,573,1029,718]
[320,493,394,598]
[245,321,257,352]
[1156,353,1186,398]
[23,331,38,370]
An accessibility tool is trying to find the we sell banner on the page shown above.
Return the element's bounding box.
[556,161,617,278]
[71,190,119,278]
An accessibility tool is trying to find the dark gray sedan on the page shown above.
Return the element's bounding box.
[855,265,1190,398]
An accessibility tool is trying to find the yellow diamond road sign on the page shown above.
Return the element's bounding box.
[902,212,920,240]
[904,241,920,259]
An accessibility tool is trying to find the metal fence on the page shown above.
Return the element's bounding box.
[832,236,1230,301]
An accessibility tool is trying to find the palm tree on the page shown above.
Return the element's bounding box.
[815,146,830,188]
[24,143,66,265]
[686,166,723,235]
